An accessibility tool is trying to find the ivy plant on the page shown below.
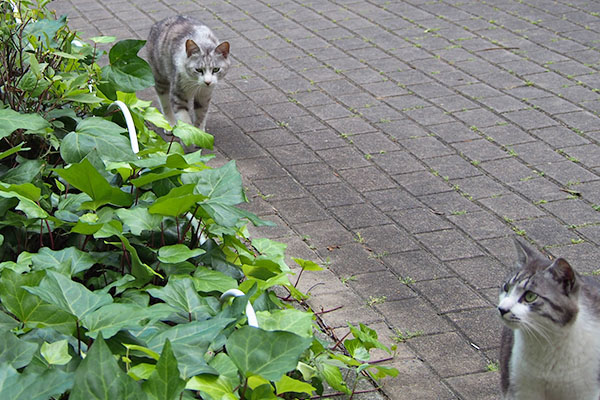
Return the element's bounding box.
[0,1,398,399]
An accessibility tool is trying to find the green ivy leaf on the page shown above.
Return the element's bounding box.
[147,318,234,378]
[0,330,38,369]
[189,161,245,206]
[89,36,116,44]
[1,159,44,184]
[293,257,323,271]
[63,92,104,104]
[226,326,312,381]
[275,375,316,396]
[82,303,150,339]
[142,339,186,400]
[54,158,132,210]
[130,170,182,188]
[348,322,390,353]
[147,277,213,321]
[158,244,205,264]
[256,309,314,338]
[0,363,74,400]
[102,39,154,93]
[31,247,96,276]
[186,374,235,400]
[70,334,146,400]
[149,184,203,217]
[192,266,237,293]
[41,339,72,365]
[24,270,113,320]
[172,121,214,149]
[61,117,136,163]
[0,270,76,334]
[116,206,162,235]
[0,108,50,138]
[0,185,48,219]
[318,363,350,395]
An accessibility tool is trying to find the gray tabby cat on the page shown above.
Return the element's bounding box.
[498,239,600,400]
[146,15,230,130]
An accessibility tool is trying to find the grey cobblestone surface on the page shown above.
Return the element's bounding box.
[51,0,600,398]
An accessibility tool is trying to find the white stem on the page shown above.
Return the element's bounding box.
[109,101,139,154]
[220,289,258,328]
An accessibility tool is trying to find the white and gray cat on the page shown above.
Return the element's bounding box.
[499,238,600,400]
[146,15,230,130]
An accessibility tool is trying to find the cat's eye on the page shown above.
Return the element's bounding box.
[502,282,510,292]
[212,67,220,73]
[524,291,538,303]
[196,68,205,75]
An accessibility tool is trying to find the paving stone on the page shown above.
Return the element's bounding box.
[417,229,485,261]
[307,182,364,208]
[357,224,420,255]
[340,166,398,193]
[364,188,423,212]
[515,216,574,247]
[542,199,600,226]
[452,139,508,163]
[271,197,330,224]
[330,203,392,229]
[295,219,355,249]
[350,132,402,154]
[381,358,458,400]
[248,127,300,148]
[413,278,489,313]
[323,243,388,277]
[267,143,321,166]
[445,372,501,400]
[286,162,341,186]
[386,250,454,282]
[539,160,600,186]
[297,128,348,150]
[347,270,417,302]
[376,298,453,335]
[447,211,513,241]
[372,151,425,175]
[428,121,481,144]
[479,158,537,184]
[410,332,488,378]
[317,147,371,170]
[390,207,453,234]
[480,193,546,221]
[253,176,307,200]
[419,191,482,215]
[446,256,509,290]
[532,125,590,148]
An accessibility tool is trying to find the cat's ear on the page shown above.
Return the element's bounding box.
[547,258,577,294]
[215,41,230,58]
[513,237,538,268]
[185,39,200,57]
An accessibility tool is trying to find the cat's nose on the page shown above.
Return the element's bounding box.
[498,307,510,316]
[204,80,212,86]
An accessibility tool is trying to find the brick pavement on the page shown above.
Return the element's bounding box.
[51,0,600,398]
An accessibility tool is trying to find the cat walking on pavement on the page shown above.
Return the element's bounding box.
[146,15,230,131]
[498,238,600,400]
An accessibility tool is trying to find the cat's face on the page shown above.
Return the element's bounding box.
[184,40,230,87]
[498,239,579,336]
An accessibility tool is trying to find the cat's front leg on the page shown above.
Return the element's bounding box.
[155,79,176,125]
[192,88,213,131]
[170,89,193,125]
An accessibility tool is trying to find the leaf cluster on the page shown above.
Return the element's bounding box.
[0,2,398,399]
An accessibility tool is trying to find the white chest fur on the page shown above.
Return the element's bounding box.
[508,310,600,400]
